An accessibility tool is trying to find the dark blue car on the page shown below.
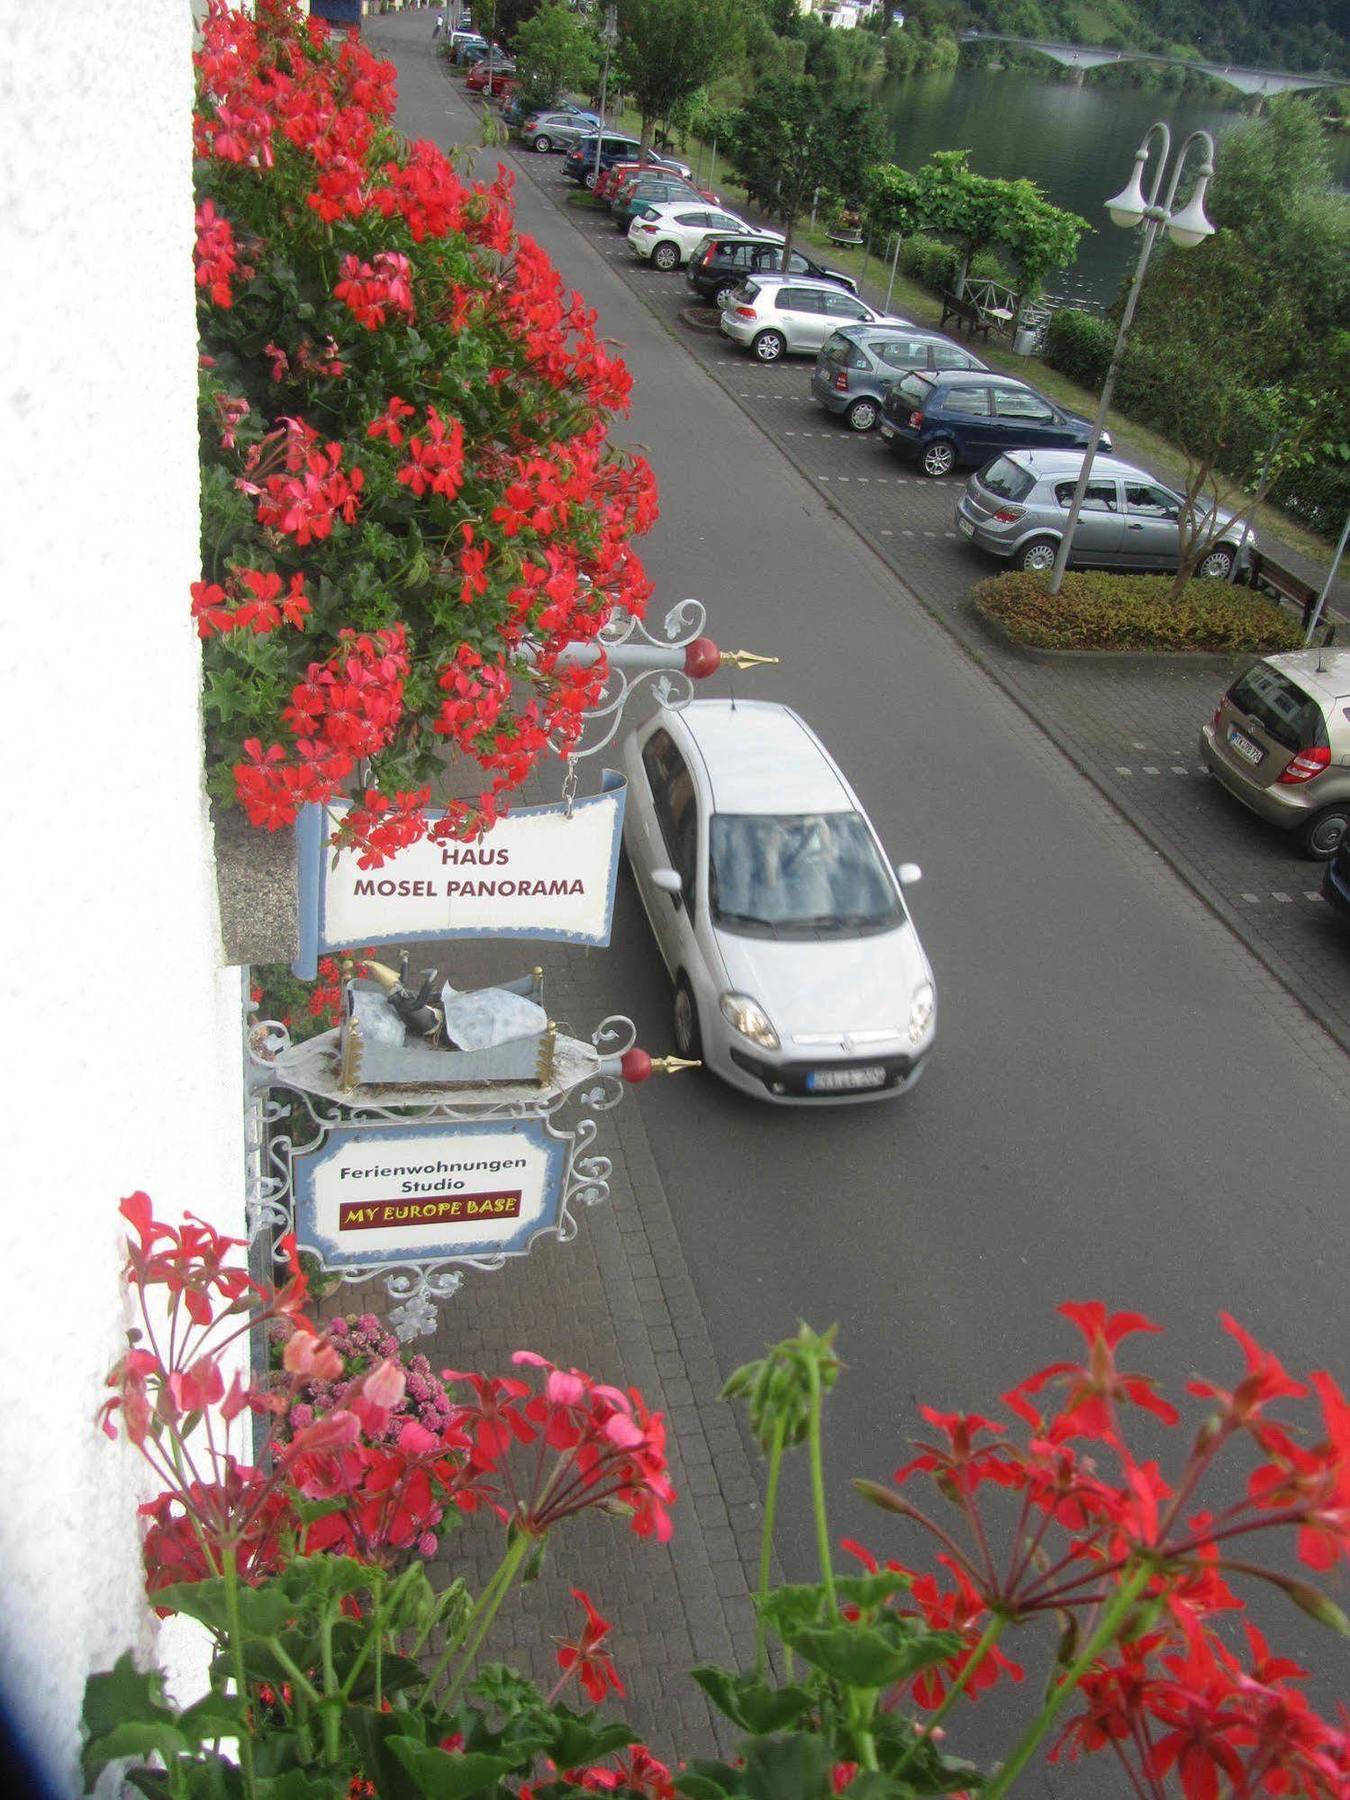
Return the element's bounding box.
[562,134,641,187]
[878,369,1108,478]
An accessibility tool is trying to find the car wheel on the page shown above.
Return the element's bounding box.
[753,330,785,364]
[1299,805,1349,861]
[1017,536,1059,574]
[583,169,598,189]
[531,134,552,153]
[919,439,957,478]
[713,282,736,309]
[846,396,879,432]
[1197,545,1236,580]
[652,241,680,272]
[672,976,703,1060]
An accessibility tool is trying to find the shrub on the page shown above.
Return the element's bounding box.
[1042,305,1115,389]
[896,233,1007,296]
[973,569,1303,653]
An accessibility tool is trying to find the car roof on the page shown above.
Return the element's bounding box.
[643,199,734,216]
[841,324,960,344]
[995,449,1153,481]
[674,702,855,815]
[1259,649,1350,703]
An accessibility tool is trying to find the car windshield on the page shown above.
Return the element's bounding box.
[709,812,902,937]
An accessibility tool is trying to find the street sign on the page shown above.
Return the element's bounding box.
[292,1116,569,1272]
[293,770,627,978]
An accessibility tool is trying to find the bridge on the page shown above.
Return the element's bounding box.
[959,32,1347,98]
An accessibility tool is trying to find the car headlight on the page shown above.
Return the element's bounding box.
[909,982,935,1043]
[719,993,780,1051]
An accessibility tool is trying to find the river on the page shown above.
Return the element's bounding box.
[877,66,1350,309]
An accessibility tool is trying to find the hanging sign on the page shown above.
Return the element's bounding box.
[293,771,627,978]
[291,1117,570,1271]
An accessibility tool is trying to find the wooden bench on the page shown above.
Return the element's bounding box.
[827,229,864,249]
[939,289,991,342]
[1247,548,1331,635]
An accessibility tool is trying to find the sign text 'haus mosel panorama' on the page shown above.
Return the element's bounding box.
[293,770,626,978]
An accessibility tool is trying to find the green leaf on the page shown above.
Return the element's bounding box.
[82,1720,190,1778]
[253,1774,338,1800]
[742,1734,834,1800]
[152,1580,232,1634]
[756,1584,831,1641]
[177,1692,247,1742]
[545,1711,638,1769]
[788,1623,963,1691]
[184,1761,245,1800]
[83,1653,174,1739]
[386,1742,519,1800]
[676,1761,746,1800]
[834,1571,913,1612]
[689,1668,814,1734]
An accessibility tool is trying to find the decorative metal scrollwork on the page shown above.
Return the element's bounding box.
[554,598,709,762]
[242,992,639,1341]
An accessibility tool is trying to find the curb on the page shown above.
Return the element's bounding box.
[964,602,1250,673]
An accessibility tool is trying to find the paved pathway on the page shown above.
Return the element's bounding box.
[506,154,1350,1058]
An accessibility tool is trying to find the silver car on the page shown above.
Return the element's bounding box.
[621,700,936,1104]
[521,109,600,153]
[1199,650,1350,858]
[719,274,912,364]
[956,450,1254,578]
[811,325,987,432]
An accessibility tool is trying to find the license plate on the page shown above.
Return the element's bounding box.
[958,516,975,537]
[806,1066,887,1093]
[1227,726,1264,766]
[879,424,895,439]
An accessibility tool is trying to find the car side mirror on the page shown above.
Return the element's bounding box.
[651,867,684,896]
[897,862,923,887]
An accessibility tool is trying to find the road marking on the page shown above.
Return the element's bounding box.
[1242,893,1261,903]
[880,529,894,536]
[1307,891,1324,902]
[1115,766,1132,776]
[1142,765,1160,775]
[1273,892,1293,903]
[1171,765,1189,774]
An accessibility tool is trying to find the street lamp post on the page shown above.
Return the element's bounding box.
[1046,123,1217,597]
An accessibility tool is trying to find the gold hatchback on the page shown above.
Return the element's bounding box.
[1199,649,1350,858]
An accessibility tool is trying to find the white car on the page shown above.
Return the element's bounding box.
[628,201,755,271]
[719,274,913,362]
[621,701,936,1104]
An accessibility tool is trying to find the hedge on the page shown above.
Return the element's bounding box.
[1042,307,1115,389]
[973,570,1303,653]
[897,233,1008,298]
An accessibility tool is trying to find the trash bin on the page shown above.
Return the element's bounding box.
[1012,324,1040,356]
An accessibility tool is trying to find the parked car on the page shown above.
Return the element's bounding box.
[1198,650,1350,859]
[719,276,911,363]
[594,154,686,202]
[878,370,1109,478]
[628,201,752,270]
[955,450,1252,578]
[611,177,717,229]
[562,135,642,186]
[519,106,600,152]
[621,700,936,1103]
[810,326,987,432]
[686,233,857,307]
[448,30,488,59]
[465,58,516,92]
[1321,831,1350,921]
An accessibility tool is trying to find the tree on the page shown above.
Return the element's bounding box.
[862,150,1087,301]
[615,0,743,156]
[1121,100,1350,589]
[511,0,599,107]
[724,73,886,260]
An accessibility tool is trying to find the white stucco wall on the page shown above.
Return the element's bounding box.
[0,4,247,1792]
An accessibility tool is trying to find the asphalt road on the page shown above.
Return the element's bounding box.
[381,16,1350,1765]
